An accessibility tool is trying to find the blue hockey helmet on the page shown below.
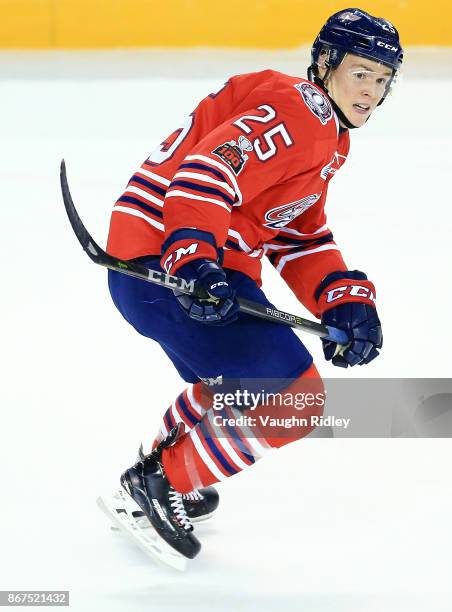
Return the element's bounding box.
[309,8,404,104]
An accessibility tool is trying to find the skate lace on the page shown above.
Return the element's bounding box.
[169,489,193,531]
[182,489,204,502]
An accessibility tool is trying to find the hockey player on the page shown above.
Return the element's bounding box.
[105,8,403,561]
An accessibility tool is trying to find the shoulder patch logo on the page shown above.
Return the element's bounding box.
[294,83,333,125]
[212,136,253,175]
[264,194,321,229]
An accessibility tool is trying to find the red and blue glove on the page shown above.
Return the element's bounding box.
[315,270,383,368]
[161,229,239,326]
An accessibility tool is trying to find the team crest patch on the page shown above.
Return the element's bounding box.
[294,83,333,125]
[264,194,320,229]
[212,135,253,175]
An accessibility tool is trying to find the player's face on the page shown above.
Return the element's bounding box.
[325,53,393,127]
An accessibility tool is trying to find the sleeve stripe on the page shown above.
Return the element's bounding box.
[278,224,329,237]
[263,244,296,253]
[267,235,335,263]
[265,232,334,257]
[276,245,340,273]
[165,189,232,213]
[173,171,236,198]
[117,195,163,218]
[112,206,164,231]
[131,174,166,197]
[136,168,171,187]
[225,239,242,252]
[168,180,235,206]
[225,230,263,258]
[125,186,164,208]
[179,161,229,183]
[268,231,333,247]
[185,154,243,206]
[227,228,252,252]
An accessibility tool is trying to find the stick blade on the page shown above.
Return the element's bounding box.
[60,159,105,264]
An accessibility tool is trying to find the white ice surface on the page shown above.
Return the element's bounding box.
[1,48,451,611]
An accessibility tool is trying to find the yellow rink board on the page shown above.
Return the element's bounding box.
[1,0,450,48]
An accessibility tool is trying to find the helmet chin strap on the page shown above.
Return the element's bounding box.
[312,76,359,130]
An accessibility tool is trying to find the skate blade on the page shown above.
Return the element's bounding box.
[97,489,187,572]
[109,509,215,530]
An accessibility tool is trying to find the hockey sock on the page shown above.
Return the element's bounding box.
[152,382,214,450]
[162,363,324,493]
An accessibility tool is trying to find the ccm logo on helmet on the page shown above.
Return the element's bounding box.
[163,242,198,272]
[377,41,398,52]
[325,284,376,304]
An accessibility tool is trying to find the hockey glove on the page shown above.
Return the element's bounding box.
[315,270,383,368]
[175,259,239,325]
[161,229,239,326]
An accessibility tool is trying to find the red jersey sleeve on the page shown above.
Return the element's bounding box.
[265,131,351,318]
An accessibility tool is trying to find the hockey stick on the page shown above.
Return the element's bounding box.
[60,160,348,344]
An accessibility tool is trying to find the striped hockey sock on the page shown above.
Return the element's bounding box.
[162,363,324,493]
[152,382,213,449]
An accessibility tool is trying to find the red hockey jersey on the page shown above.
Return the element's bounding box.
[106,70,350,317]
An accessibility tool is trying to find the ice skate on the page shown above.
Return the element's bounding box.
[181,487,219,523]
[97,424,200,570]
[136,444,219,523]
[105,444,219,538]
[120,424,201,560]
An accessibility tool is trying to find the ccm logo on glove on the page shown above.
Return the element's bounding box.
[210,281,228,290]
[163,242,199,273]
[161,234,219,275]
[317,276,376,312]
[325,284,375,304]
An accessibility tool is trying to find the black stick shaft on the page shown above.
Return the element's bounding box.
[60,160,348,344]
